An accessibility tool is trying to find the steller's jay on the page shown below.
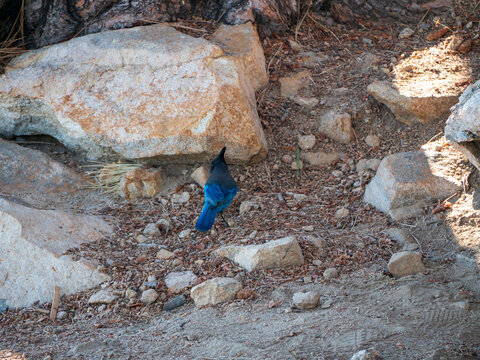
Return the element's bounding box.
[195,146,238,232]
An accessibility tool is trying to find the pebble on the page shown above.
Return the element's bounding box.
[398,27,414,39]
[140,289,159,305]
[163,295,187,311]
[302,225,314,232]
[190,166,209,188]
[365,134,380,147]
[125,288,137,299]
[56,311,68,320]
[171,191,190,204]
[292,291,320,309]
[143,223,160,236]
[282,154,293,163]
[323,267,339,280]
[335,207,350,219]
[179,229,191,238]
[147,275,156,282]
[298,134,316,150]
[157,249,176,260]
[350,348,382,360]
[291,160,303,170]
[88,290,118,305]
[135,234,149,243]
[239,201,255,215]
[331,170,343,177]
[165,271,198,293]
[156,218,171,234]
[288,39,303,52]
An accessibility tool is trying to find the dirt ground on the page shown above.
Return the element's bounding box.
[1,5,480,360]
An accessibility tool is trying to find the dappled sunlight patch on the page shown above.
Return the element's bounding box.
[393,41,472,97]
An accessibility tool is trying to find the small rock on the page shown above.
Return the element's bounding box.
[215,236,304,272]
[303,151,341,166]
[319,110,353,144]
[356,158,381,173]
[88,290,118,305]
[323,268,339,279]
[190,166,210,188]
[282,154,293,163]
[118,168,163,200]
[147,275,156,282]
[399,27,414,39]
[135,234,149,243]
[291,160,303,170]
[365,134,380,148]
[331,170,343,177]
[157,249,176,260]
[335,207,350,219]
[302,225,314,232]
[388,251,425,277]
[143,223,160,236]
[362,38,373,46]
[313,260,323,266]
[305,235,327,249]
[56,311,68,320]
[165,271,198,293]
[179,229,191,239]
[294,97,319,108]
[239,201,255,215]
[156,218,171,234]
[279,70,311,99]
[125,288,137,299]
[171,258,183,267]
[292,291,320,309]
[171,191,190,204]
[288,39,303,52]
[190,278,242,307]
[163,295,186,311]
[350,348,382,360]
[140,289,159,305]
[298,134,316,150]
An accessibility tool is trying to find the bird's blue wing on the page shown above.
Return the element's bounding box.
[204,184,226,207]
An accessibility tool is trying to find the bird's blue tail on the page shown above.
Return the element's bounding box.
[195,203,219,232]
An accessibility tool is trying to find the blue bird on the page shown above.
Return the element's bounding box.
[195,146,238,232]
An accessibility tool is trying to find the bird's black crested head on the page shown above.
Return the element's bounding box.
[210,146,227,172]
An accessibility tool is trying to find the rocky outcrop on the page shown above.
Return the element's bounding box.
[0,24,267,164]
[445,80,480,171]
[0,199,112,308]
[368,81,459,125]
[214,237,304,272]
[364,143,462,220]
[23,0,297,49]
[0,138,86,207]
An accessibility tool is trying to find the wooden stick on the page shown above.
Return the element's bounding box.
[50,286,60,322]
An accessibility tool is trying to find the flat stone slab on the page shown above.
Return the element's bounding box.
[368,81,458,125]
[215,236,304,272]
[364,143,462,220]
[445,80,480,171]
[0,199,112,308]
[0,24,267,164]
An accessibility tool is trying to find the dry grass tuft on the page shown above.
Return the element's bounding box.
[83,162,143,195]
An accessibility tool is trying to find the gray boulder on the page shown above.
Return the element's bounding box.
[0,199,112,307]
[445,80,480,171]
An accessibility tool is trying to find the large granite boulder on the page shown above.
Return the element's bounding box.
[0,199,112,308]
[445,80,480,171]
[0,24,267,164]
[364,143,463,220]
[368,81,459,125]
